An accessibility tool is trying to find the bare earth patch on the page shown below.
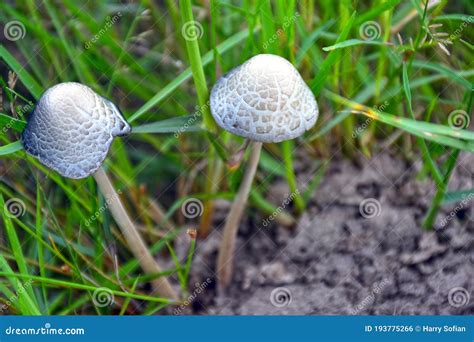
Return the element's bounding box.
[184,151,473,315]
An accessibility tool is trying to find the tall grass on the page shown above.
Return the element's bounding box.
[0,0,472,314]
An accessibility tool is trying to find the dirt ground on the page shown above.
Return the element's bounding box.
[179,150,473,315]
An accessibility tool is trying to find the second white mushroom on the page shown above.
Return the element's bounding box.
[210,54,319,291]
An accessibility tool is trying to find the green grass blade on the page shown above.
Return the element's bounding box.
[0,45,43,99]
[443,189,474,204]
[0,253,40,315]
[132,115,203,134]
[412,60,471,90]
[179,0,216,132]
[325,91,474,151]
[402,62,443,184]
[0,272,171,304]
[0,114,27,132]
[310,12,356,96]
[0,141,23,156]
[0,194,41,314]
[129,28,252,123]
[36,180,48,314]
[43,0,96,85]
[309,79,387,141]
[355,0,401,24]
[323,39,392,51]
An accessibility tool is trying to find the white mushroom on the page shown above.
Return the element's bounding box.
[22,82,130,179]
[22,82,177,300]
[210,54,318,291]
[210,54,318,143]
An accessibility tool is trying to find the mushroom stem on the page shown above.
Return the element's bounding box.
[217,141,263,292]
[93,167,178,300]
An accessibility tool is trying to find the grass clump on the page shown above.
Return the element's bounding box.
[0,0,473,314]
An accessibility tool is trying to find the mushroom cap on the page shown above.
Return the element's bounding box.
[210,54,318,143]
[21,82,131,179]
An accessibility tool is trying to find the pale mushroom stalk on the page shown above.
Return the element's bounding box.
[94,167,178,300]
[210,55,319,291]
[21,82,177,300]
[216,141,262,291]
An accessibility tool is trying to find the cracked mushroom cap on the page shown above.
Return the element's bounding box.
[210,54,318,143]
[21,82,131,179]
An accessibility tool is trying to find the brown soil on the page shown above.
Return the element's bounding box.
[179,151,473,315]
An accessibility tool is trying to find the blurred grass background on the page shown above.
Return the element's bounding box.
[0,0,473,314]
